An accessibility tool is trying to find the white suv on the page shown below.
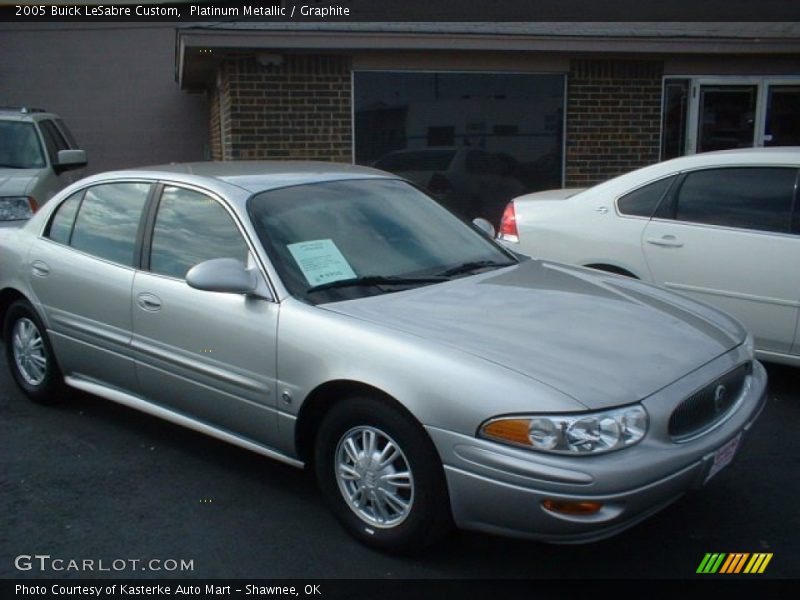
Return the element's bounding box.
[0,107,87,227]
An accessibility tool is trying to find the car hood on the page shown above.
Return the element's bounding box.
[0,169,38,196]
[324,260,744,409]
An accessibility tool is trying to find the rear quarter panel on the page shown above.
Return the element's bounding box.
[512,187,651,278]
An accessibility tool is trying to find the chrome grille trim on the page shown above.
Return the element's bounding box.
[669,362,752,443]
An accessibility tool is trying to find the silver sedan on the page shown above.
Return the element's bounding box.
[0,162,766,552]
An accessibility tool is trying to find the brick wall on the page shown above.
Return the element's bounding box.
[208,87,222,161]
[566,59,664,187]
[214,54,352,162]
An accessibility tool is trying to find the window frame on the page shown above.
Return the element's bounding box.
[41,180,156,269]
[141,181,277,301]
[660,75,800,158]
[40,178,279,301]
[144,183,252,281]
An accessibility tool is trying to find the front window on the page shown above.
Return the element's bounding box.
[249,178,516,304]
[149,186,250,279]
[0,121,46,169]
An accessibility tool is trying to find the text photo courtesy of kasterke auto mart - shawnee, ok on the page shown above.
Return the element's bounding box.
[1,0,799,595]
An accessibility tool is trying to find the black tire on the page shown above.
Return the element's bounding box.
[3,299,66,404]
[315,395,453,553]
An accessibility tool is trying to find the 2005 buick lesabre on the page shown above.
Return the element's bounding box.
[0,162,766,552]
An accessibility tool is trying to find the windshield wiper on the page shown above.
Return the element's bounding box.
[307,275,447,293]
[437,260,516,277]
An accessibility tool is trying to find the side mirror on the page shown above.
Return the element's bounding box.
[472,217,496,239]
[186,258,258,295]
[55,149,87,172]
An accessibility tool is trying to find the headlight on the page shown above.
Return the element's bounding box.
[0,196,37,221]
[479,405,648,455]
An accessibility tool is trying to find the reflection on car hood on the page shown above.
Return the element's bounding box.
[0,170,37,196]
[324,260,745,409]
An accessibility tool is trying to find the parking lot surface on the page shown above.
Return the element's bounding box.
[1,351,797,579]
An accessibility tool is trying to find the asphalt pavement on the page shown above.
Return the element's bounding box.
[1,350,797,580]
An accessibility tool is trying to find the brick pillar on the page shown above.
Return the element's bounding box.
[208,87,222,161]
[216,54,352,162]
[565,59,664,187]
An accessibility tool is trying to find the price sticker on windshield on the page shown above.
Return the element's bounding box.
[287,239,356,286]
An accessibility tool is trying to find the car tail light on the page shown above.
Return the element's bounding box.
[498,202,519,243]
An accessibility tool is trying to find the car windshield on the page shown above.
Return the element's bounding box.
[248,178,516,304]
[0,121,46,169]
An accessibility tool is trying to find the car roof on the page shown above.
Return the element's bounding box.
[0,108,59,122]
[77,161,396,195]
[652,147,800,173]
[587,147,800,193]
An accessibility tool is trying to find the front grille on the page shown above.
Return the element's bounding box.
[669,362,751,441]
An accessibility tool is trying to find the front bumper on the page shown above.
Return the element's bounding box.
[428,356,767,543]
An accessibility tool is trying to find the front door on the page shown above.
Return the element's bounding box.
[695,84,758,153]
[675,78,800,156]
[131,184,280,446]
[764,84,800,147]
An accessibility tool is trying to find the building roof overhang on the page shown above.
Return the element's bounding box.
[176,22,800,89]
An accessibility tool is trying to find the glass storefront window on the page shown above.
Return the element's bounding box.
[354,71,565,227]
[661,79,689,160]
[662,77,800,157]
[765,86,800,147]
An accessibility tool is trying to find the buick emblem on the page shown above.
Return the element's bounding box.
[713,384,727,412]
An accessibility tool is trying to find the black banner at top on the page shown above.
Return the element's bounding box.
[2,0,800,22]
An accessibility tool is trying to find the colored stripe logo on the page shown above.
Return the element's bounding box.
[696,552,773,574]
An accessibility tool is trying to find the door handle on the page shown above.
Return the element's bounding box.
[646,236,684,248]
[31,261,50,277]
[136,293,162,311]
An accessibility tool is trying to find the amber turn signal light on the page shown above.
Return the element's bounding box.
[542,499,603,515]
[482,418,532,446]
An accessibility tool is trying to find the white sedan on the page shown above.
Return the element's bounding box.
[499,147,800,367]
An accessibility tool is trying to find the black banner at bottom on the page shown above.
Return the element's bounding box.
[2,579,796,600]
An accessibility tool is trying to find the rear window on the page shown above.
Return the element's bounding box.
[70,183,151,266]
[617,176,675,218]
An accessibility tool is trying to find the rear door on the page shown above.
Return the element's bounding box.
[131,183,280,446]
[642,166,800,355]
[28,181,152,390]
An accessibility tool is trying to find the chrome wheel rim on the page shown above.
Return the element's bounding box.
[335,426,414,529]
[12,317,47,387]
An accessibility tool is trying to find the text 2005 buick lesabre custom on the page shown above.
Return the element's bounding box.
[0,162,766,551]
